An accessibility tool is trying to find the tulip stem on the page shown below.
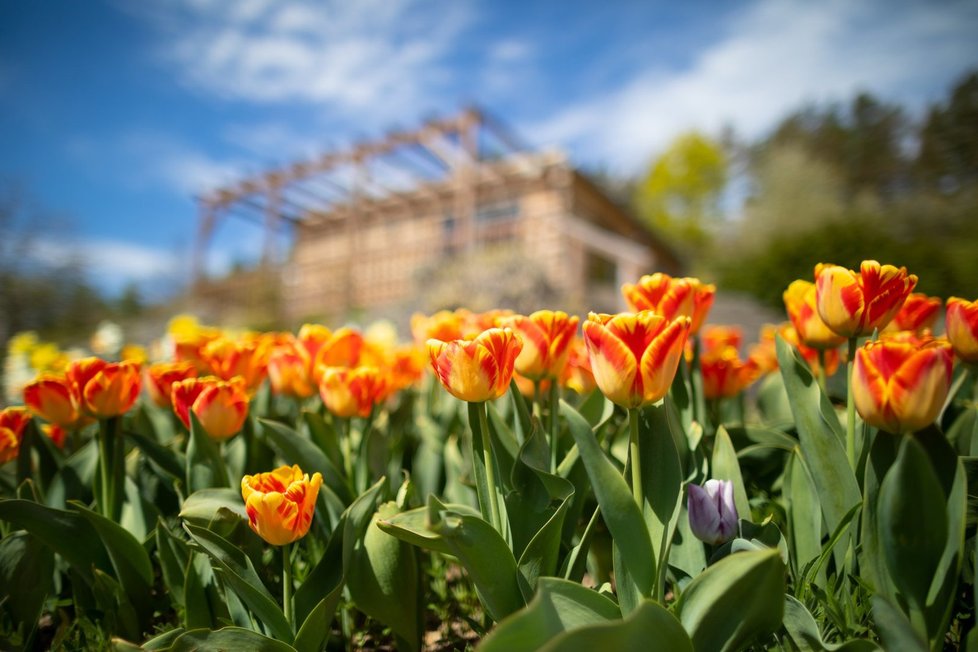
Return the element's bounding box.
[477,402,503,534]
[816,349,828,395]
[97,417,122,520]
[549,381,560,472]
[628,408,643,510]
[282,541,294,631]
[846,337,857,471]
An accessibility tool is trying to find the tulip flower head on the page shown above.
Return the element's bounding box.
[267,345,316,398]
[171,376,250,440]
[0,407,31,463]
[319,365,390,418]
[688,479,739,545]
[946,297,978,364]
[814,261,917,338]
[241,465,323,546]
[145,361,198,408]
[852,337,953,434]
[68,357,142,418]
[701,325,743,354]
[783,280,847,349]
[886,293,942,334]
[560,337,597,395]
[497,310,580,381]
[582,311,690,409]
[700,346,760,400]
[23,374,89,429]
[427,328,522,403]
[199,337,270,394]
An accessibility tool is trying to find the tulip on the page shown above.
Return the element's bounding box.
[946,297,978,364]
[886,293,942,334]
[199,337,270,394]
[701,325,743,354]
[783,280,847,349]
[814,260,917,338]
[773,323,842,379]
[242,464,323,546]
[497,310,579,381]
[319,366,390,419]
[310,327,365,383]
[65,357,142,418]
[145,361,198,408]
[622,274,715,335]
[582,312,691,409]
[427,328,523,403]
[171,376,249,440]
[559,337,596,395]
[851,337,953,434]
[23,374,88,430]
[688,479,739,545]
[0,407,31,463]
[700,346,760,400]
[267,346,315,398]
[411,309,469,344]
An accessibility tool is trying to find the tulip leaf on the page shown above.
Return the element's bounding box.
[184,523,293,641]
[0,499,112,585]
[755,371,794,427]
[540,599,693,652]
[44,437,98,509]
[776,336,859,566]
[878,435,947,618]
[184,551,226,630]
[923,455,966,646]
[711,427,751,521]
[871,595,928,652]
[125,427,186,480]
[146,626,298,652]
[156,518,190,609]
[90,567,142,640]
[669,503,708,580]
[784,451,823,583]
[293,595,340,652]
[347,502,421,651]
[467,401,511,541]
[186,411,230,492]
[561,399,655,601]
[0,531,54,628]
[676,548,785,652]
[259,417,352,505]
[70,502,154,620]
[478,577,622,652]
[179,488,248,525]
[640,401,685,602]
[783,595,881,651]
[378,495,524,622]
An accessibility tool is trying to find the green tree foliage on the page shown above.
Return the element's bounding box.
[634,132,727,252]
[716,71,978,308]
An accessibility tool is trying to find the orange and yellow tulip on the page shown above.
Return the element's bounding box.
[814,261,917,338]
[241,465,323,546]
[497,310,579,381]
[852,337,953,434]
[319,366,390,419]
[0,407,31,463]
[68,357,142,418]
[427,328,523,403]
[946,297,978,364]
[310,327,365,383]
[700,346,760,400]
[23,375,88,429]
[145,361,198,408]
[582,312,690,409]
[267,345,316,398]
[560,337,596,395]
[199,337,270,394]
[171,376,249,440]
[886,293,942,334]
[701,325,743,354]
[783,280,847,349]
[622,274,715,335]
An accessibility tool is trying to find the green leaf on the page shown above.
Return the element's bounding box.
[183,551,226,630]
[179,488,248,525]
[91,567,141,640]
[776,336,859,564]
[783,595,881,651]
[676,548,785,652]
[378,495,523,622]
[156,519,189,609]
[260,418,352,505]
[878,436,947,616]
[125,427,186,479]
[0,499,112,584]
[478,577,621,652]
[669,504,707,580]
[43,437,98,509]
[346,502,420,651]
[149,626,297,651]
[561,400,655,600]
[185,411,229,492]
[0,531,54,627]
[540,599,693,652]
[184,523,293,641]
[785,451,823,583]
[293,595,341,652]
[872,595,928,652]
[711,427,751,522]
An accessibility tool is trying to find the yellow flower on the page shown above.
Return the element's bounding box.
[241,465,323,546]
[814,261,917,338]
[427,328,522,402]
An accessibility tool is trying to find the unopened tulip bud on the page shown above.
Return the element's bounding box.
[688,479,739,545]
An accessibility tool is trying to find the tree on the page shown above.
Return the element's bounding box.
[633,132,728,253]
[915,71,978,194]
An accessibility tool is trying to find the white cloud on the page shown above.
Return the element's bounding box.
[30,237,180,282]
[533,0,978,171]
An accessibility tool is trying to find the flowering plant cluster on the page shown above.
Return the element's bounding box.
[0,265,976,650]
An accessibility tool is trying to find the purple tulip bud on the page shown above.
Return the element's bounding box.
[688,479,739,545]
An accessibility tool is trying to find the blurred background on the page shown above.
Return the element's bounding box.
[2,0,977,348]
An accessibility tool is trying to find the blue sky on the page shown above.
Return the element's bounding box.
[2,0,977,298]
